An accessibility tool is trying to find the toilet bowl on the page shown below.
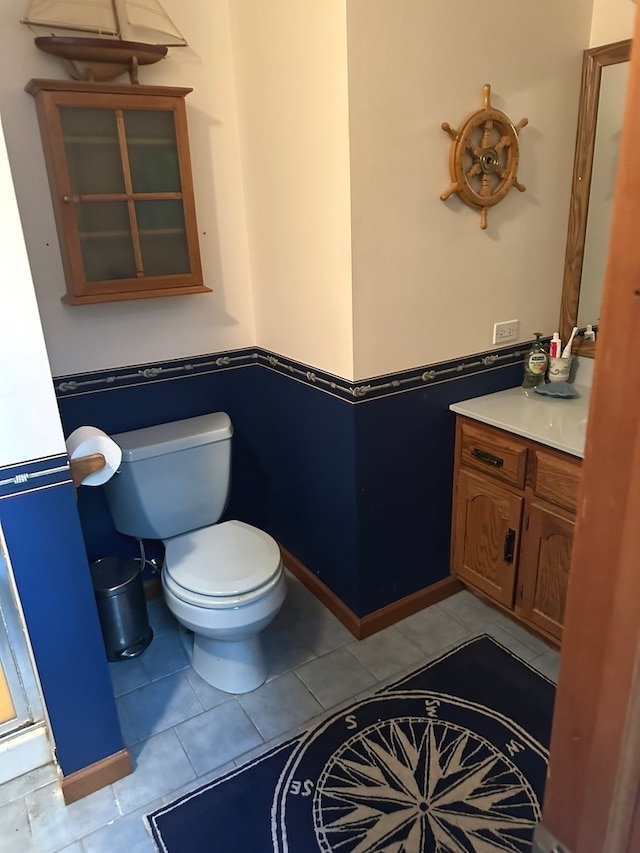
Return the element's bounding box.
[161,520,286,693]
[102,413,288,694]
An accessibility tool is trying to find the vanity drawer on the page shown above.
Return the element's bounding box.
[460,421,527,488]
[534,450,581,512]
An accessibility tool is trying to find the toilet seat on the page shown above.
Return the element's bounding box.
[163,520,283,610]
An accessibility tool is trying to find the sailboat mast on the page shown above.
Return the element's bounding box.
[111,0,133,40]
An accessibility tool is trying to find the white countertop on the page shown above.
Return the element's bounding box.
[450,384,591,458]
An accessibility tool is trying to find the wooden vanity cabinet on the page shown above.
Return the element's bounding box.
[26,79,210,305]
[451,416,582,644]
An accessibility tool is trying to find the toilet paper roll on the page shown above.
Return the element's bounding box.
[65,426,123,487]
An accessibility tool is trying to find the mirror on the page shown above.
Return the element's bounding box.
[559,39,631,358]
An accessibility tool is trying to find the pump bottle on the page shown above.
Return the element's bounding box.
[522,333,548,388]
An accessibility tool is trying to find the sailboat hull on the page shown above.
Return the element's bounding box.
[34,36,167,82]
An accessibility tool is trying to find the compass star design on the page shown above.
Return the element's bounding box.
[313,716,539,853]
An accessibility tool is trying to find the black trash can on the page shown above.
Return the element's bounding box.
[90,558,153,662]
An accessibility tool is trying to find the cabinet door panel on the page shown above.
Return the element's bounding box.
[76,202,137,281]
[124,109,182,193]
[453,470,523,606]
[60,107,125,195]
[136,200,190,276]
[519,502,574,641]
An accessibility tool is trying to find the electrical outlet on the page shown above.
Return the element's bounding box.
[493,319,519,344]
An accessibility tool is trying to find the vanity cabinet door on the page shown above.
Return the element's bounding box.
[452,469,523,607]
[517,502,574,642]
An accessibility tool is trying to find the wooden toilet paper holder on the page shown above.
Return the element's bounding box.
[69,453,106,488]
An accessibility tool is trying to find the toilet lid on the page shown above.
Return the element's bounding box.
[163,520,282,599]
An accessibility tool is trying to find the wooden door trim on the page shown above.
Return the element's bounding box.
[542,12,640,852]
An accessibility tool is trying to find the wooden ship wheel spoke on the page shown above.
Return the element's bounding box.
[440,84,528,229]
[480,120,494,149]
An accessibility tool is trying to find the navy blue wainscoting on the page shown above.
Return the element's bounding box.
[55,347,523,620]
[352,363,522,615]
[249,366,360,612]
[0,475,125,775]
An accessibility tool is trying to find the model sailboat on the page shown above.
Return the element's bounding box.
[22,0,187,83]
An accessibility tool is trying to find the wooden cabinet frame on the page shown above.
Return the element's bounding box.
[451,416,582,644]
[27,79,210,305]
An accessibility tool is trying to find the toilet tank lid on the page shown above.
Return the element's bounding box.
[112,413,233,462]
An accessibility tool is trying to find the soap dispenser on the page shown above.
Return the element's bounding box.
[522,332,548,388]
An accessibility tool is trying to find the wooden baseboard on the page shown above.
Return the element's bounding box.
[61,748,132,805]
[280,546,463,640]
[358,575,464,639]
[280,547,361,636]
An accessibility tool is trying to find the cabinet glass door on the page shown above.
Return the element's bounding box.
[28,79,209,304]
[60,105,191,285]
[124,110,190,277]
[61,107,137,283]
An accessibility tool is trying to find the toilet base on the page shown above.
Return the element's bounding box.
[191,632,268,694]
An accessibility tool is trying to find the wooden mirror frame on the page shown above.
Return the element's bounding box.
[559,39,631,358]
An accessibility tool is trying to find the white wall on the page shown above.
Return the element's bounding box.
[0,0,256,377]
[1,0,608,382]
[591,0,635,45]
[229,0,596,378]
[229,0,354,379]
[347,0,594,377]
[0,117,65,465]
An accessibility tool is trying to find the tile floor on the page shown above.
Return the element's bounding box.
[0,572,559,853]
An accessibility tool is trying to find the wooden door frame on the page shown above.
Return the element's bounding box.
[542,11,640,853]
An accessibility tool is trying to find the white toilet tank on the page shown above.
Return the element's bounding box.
[103,413,233,540]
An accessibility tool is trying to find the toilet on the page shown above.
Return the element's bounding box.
[102,412,286,694]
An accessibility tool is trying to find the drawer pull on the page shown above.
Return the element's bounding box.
[471,447,504,468]
[503,528,516,564]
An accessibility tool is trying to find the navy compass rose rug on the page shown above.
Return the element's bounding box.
[146,635,555,852]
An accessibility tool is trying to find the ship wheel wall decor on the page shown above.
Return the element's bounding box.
[440,84,528,229]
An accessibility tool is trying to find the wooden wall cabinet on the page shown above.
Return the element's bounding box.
[26,79,210,305]
[451,416,581,644]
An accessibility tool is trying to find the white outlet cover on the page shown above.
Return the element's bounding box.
[493,320,519,344]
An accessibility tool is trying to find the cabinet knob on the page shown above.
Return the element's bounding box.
[62,195,71,203]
